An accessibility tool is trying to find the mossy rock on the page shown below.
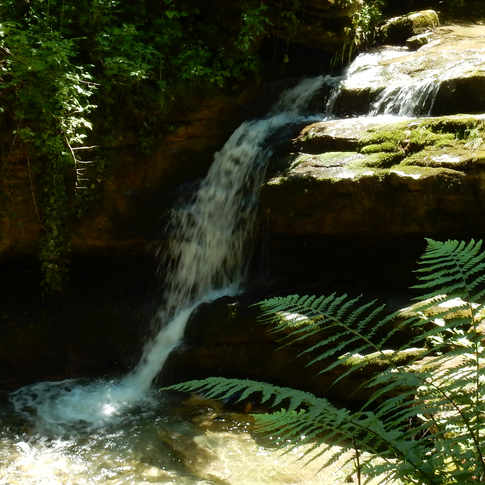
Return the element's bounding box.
[380,10,439,44]
[262,114,485,238]
[357,116,485,167]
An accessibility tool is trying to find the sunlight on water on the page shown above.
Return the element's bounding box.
[1,77,337,485]
[0,401,400,485]
[328,41,485,117]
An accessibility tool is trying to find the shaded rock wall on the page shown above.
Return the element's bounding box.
[0,86,261,263]
[0,254,158,390]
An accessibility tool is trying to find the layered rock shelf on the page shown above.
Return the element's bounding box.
[262,114,485,237]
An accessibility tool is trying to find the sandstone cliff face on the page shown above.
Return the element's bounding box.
[71,88,262,255]
[0,86,266,264]
[0,144,42,259]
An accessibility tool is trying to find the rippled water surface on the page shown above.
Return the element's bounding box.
[0,391,394,485]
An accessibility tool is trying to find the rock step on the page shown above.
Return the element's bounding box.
[262,114,485,237]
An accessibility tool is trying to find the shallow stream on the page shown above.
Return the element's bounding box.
[0,390,378,485]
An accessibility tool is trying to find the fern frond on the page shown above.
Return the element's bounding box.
[164,376,327,411]
[414,239,485,304]
[164,238,485,484]
[254,293,393,378]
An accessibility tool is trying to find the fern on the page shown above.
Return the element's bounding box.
[163,239,485,484]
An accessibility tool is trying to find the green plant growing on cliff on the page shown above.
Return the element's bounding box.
[167,238,485,484]
[335,0,385,65]
[0,17,97,292]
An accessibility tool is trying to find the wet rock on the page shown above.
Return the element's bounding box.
[331,24,485,117]
[295,116,394,153]
[160,295,416,405]
[406,32,433,50]
[380,10,439,45]
[433,75,485,116]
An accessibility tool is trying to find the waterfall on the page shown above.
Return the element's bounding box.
[11,76,327,429]
[327,46,440,117]
[125,75,327,393]
[11,49,448,430]
[370,79,439,116]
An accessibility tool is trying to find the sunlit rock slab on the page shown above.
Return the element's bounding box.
[262,114,485,237]
[331,24,485,116]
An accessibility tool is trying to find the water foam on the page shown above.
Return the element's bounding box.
[327,46,440,117]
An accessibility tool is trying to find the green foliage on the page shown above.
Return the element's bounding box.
[0,0,275,292]
[165,239,485,484]
[0,13,97,292]
[335,0,385,65]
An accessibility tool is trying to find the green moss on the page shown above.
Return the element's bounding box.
[360,141,399,153]
[360,124,456,154]
[343,348,427,369]
[359,125,408,150]
[408,126,455,148]
[402,148,485,169]
[359,151,403,168]
[357,117,485,174]
[408,10,439,30]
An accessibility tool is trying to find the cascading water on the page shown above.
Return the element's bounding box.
[10,75,328,431]
[7,44,445,433]
[126,76,329,394]
[327,46,441,117]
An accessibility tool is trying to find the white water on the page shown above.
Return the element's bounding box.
[10,75,327,430]
[370,78,439,116]
[327,46,441,117]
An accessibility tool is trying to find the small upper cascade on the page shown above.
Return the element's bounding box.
[327,24,485,117]
[370,79,439,116]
